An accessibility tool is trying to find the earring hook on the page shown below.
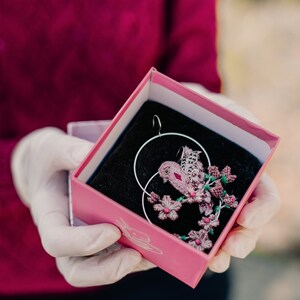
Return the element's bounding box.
[152,115,162,136]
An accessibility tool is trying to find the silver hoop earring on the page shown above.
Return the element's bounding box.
[133,115,238,252]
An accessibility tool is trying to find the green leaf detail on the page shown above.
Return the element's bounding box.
[205,174,216,182]
[204,184,210,191]
[221,174,228,184]
[176,196,186,202]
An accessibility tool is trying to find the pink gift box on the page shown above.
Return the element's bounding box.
[69,68,279,288]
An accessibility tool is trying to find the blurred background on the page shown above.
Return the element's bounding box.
[219,0,300,299]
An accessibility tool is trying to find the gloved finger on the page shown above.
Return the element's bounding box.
[95,243,156,273]
[92,242,156,273]
[133,258,156,273]
[32,173,121,257]
[31,127,94,172]
[237,174,281,229]
[11,127,93,205]
[182,82,259,123]
[208,249,231,273]
[221,226,261,259]
[56,248,142,287]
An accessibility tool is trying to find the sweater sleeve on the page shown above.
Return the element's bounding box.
[0,137,79,295]
[159,0,221,93]
[0,138,20,202]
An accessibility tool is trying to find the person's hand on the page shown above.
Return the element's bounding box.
[183,83,281,273]
[11,127,154,287]
[209,174,280,272]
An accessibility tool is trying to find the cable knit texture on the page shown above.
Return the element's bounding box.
[0,0,220,295]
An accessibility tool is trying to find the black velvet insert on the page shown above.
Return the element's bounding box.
[87,101,262,252]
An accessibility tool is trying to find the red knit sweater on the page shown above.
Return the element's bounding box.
[0,0,220,295]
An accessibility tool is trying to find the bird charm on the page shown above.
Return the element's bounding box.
[158,161,192,198]
[158,147,205,199]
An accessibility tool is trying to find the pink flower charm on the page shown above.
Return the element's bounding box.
[221,166,237,183]
[223,194,238,208]
[186,189,211,204]
[207,166,221,178]
[199,201,214,216]
[147,192,161,204]
[200,190,211,203]
[210,180,224,198]
[188,229,212,251]
[198,214,220,230]
[153,195,182,221]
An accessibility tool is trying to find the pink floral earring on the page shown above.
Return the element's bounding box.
[133,115,237,251]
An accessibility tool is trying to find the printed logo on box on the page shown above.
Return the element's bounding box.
[116,218,163,255]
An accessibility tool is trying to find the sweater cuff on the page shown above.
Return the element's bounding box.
[0,138,21,201]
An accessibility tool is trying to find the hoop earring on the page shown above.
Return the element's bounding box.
[133,115,238,252]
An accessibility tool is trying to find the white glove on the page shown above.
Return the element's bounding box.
[11,127,154,287]
[183,83,281,273]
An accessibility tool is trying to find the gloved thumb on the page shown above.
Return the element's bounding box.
[51,132,94,172]
[11,127,93,205]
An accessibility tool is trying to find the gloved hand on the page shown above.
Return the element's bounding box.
[11,127,154,287]
[183,83,281,273]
